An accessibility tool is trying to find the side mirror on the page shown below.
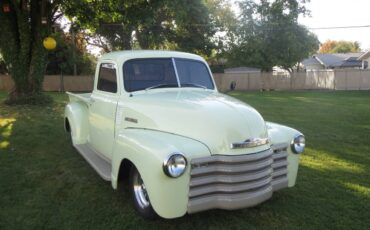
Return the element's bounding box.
[230,81,236,91]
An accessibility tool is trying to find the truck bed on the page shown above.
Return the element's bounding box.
[67,92,92,104]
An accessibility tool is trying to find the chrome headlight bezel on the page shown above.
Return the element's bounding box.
[163,153,188,178]
[291,134,305,154]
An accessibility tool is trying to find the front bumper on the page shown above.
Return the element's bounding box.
[188,144,289,214]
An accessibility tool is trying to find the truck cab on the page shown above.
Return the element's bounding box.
[64,50,305,219]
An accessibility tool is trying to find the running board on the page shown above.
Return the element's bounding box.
[74,144,112,181]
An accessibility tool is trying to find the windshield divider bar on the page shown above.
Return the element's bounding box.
[172,58,181,87]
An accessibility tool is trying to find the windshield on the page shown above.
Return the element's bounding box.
[123,58,214,92]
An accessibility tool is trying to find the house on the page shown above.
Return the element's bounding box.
[224,67,261,74]
[302,53,367,70]
[357,49,370,69]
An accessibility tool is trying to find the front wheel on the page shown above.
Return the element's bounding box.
[129,166,157,219]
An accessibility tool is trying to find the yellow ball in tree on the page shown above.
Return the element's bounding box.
[43,37,56,50]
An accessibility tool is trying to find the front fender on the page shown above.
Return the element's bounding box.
[64,102,89,145]
[111,129,210,219]
[267,121,303,187]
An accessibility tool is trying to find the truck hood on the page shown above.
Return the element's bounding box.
[119,90,269,155]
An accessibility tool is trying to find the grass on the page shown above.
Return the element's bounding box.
[0,90,369,229]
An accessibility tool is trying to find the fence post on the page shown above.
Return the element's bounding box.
[304,71,307,90]
[290,72,293,90]
[261,72,264,90]
[247,73,250,90]
[258,72,262,90]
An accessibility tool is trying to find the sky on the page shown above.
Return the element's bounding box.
[297,0,370,50]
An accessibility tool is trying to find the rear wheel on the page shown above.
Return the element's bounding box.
[65,118,73,144]
[129,166,157,219]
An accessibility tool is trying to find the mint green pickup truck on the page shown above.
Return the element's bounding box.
[64,50,305,219]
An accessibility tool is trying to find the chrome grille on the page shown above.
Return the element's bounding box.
[272,144,289,191]
[188,144,289,214]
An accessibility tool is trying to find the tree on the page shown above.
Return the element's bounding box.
[0,0,60,104]
[319,40,360,53]
[204,0,237,71]
[61,0,219,56]
[227,0,319,72]
[204,0,238,51]
[46,31,95,75]
[0,0,233,104]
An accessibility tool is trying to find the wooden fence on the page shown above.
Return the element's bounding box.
[1,69,370,92]
[214,69,370,91]
[0,75,94,92]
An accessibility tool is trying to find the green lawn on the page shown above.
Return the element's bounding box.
[0,91,369,229]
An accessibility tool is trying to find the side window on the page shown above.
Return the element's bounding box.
[97,63,117,93]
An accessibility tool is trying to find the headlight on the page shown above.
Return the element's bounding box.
[163,153,187,178]
[291,134,305,154]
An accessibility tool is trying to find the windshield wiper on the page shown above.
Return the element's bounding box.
[181,83,208,89]
[145,83,178,91]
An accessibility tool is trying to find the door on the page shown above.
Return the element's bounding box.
[88,62,118,160]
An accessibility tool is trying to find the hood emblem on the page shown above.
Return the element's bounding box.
[231,138,269,149]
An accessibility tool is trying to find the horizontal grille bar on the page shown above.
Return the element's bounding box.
[190,167,273,187]
[188,185,273,214]
[191,148,273,165]
[272,168,288,178]
[272,160,288,169]
[272,175,289,191]
[272,151,288,160]
[191,158,273,176]
[189,176,272,198]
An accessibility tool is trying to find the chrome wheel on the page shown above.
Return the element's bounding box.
[130,166,157,219]
[133,171,150,209]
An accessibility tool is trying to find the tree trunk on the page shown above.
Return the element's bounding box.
[0,0,50,104]
[136,27,151,49]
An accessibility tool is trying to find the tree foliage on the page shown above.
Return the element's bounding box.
[227,0,319,71]
[61,0,221,56]
[205,0,238,51]
[46,31,95,75]
[319,40,360,54]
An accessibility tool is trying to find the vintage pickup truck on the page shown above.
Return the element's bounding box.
[65,50,305,219]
